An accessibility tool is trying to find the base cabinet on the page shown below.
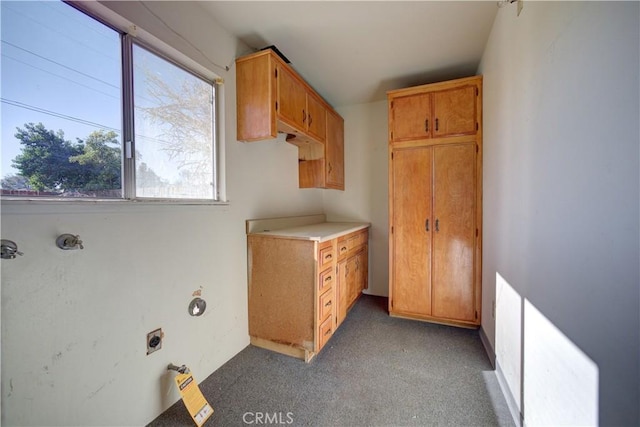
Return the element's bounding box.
[336,230,368,326]
[247,226,368,362]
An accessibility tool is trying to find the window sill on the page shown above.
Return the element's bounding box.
[0,197,230,206]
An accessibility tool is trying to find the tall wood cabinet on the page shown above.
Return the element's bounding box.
[388,76,482,328]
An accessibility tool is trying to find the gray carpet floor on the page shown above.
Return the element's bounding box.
[149,295,514,427]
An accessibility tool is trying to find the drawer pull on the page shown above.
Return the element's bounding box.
[324,328,332,336]
[325,300,332,307]
[340,246,347,252]
[325,275,332,282]
[324,254,332,260]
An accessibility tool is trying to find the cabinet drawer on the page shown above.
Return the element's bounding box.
[318,316,333,349]
[338,229,368,258]
[318,241,335,269]
[318,267,334,295]
[350,230,368,250]
[337,240,349,257]
[319,289,334,321]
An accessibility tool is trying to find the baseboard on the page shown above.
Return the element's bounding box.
[479,326,495,369]
[495,360,524,427]
[480,327,523,427]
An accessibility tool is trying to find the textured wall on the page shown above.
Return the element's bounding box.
[479,2,639,425]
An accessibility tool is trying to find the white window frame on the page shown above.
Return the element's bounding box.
[1,0,227,205]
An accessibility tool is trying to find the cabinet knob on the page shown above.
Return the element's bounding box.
[302,109,307,123]
[435,218,440,232]
[425,218,429,232]
[435,118,439,132]
[308,114,312,127]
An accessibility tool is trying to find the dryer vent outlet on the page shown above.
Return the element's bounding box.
[147,328,163,355]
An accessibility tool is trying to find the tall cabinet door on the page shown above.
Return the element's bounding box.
[391,147,432,315]
[432,143,476,321]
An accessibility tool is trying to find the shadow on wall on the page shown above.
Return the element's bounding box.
[495,272,599,426]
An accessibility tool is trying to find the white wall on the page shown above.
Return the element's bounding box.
[1,2,323,425]
[479,2,639,425]
[324,101,389,297]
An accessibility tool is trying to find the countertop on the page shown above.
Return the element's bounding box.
[248,221,370,242]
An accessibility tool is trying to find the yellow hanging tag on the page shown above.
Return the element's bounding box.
[174,372,214,426]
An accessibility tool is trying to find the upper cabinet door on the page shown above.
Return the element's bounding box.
[236,53,276,142]
[390,92,432,142]
[432,85,477,138]
[277,64,307,130]
[325,111,344,190]
[306,93,327,143]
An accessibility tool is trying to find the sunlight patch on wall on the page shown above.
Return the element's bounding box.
[524,299,599,426]
[494,271,600,425]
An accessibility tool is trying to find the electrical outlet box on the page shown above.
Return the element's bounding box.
[147,328,163,355]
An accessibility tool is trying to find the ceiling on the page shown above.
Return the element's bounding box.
[200,1,498,107]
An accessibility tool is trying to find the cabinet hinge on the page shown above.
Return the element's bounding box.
[390,131,393,140]
[475,310,478,319]
[275,68,278,78]
[391,226,394,234]
[390,101,393,109]
[476,144,479,153]
[476,87,479,96]
[391,152,394,160]
[476,122,479,131]
[476,228,479,237]
[275,101,278,111]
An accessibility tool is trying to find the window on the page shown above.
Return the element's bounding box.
[0,1,218,201]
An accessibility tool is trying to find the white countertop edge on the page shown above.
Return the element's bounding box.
[247,221,370,242]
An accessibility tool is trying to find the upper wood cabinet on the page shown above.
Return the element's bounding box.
[299,109,344,190]
[388,77,480,143]
[236,49,342,190]
[277,64,308,133]
[306,92,327,143]
[325,110,344,189]
[276,64,327,143]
